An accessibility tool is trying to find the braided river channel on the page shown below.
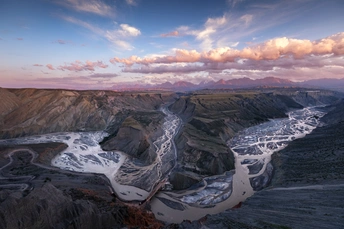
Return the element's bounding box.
[0,105,326,223]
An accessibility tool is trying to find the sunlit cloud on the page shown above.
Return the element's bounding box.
[118,24,141,37]
[112,32,344,66]
[109,32,344,82]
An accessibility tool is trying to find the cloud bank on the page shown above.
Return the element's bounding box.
[110,32,344,75]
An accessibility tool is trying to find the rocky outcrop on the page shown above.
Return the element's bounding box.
[100,111,165,164]
[169,97,195,122]
[169,170,201,190]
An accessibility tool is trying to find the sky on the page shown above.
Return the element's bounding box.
[1,0,344,89]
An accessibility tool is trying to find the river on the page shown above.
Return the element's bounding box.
[0,104,181,202]
[150,106,326,223]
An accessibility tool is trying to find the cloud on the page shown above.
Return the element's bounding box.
[168,16,229,50]
[160,31,179,37]
[104,24,141,49]
[60,15,103,34]
[52,39,73,45]
[227,0,246,8]
[174,0,319,51]
[60,15,140,50]
[58,60,108,72]
[56,0,114,17]
[126,0,137,6]
[33,64,43,67]
[46,64,55,70]
[55,39,68,44]
[117,24,141,37]
[17,38,23,40]
[197,15,227,50]
[110,49,201,66]
[240,14,253,25]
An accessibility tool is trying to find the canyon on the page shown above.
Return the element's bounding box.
[0,85,343,228]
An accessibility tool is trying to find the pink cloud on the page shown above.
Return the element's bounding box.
[110,49,201,66]
[33,64,43,67]
[58,60,108,72]
[160,31,179,37]
[111,32,344,67]
[46,64,55,70]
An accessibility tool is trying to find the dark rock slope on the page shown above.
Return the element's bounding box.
[173,98,344,229]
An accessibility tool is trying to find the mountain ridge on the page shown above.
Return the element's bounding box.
[110,77,344,92]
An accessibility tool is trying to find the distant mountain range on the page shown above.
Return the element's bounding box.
[299,78,344,92]
[110,77,344,92]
